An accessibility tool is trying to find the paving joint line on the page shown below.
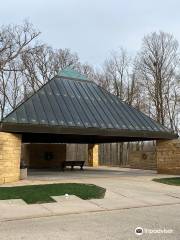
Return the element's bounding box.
[1,201,180,224]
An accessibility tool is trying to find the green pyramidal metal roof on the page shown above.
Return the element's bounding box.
[58,67,87,81]
[0,68,178,143]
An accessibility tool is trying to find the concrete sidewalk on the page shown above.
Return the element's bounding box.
[1,204,179,240]
[0,195,103,221]
[0,167,180,222]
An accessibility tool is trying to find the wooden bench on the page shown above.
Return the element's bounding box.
[62,161,85,171]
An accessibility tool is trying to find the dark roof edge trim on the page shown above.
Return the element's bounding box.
[0,123,178,140]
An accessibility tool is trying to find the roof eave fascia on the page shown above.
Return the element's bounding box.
[0,123,178,140]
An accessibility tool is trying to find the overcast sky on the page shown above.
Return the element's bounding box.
[1,0,180,66]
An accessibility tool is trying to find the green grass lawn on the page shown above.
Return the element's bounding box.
[0,183,106,204]
[153,177,180,186]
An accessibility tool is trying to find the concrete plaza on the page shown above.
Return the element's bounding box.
[0,167,180,239]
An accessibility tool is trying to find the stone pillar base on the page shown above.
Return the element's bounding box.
[0,132,22,184]
[20,168,27,180]
[156,140,180,175]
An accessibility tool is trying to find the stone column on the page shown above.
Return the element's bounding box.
[88,144,99,167]
[156,139,180,175]
[92,144,99,167]
[0,132,22,184]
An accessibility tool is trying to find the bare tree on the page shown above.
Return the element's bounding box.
[0,21,40,71]
[21,46,81,95]
[135,31,180,128]
[103,48,130,99]
[21,45,54,92]
[165,75,180,131]
[101,48,141,108]
[0,70,10,119]
[0,21,40,119]
[53,48,80,72]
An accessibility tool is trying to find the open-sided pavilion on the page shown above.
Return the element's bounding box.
[0,68,178,183]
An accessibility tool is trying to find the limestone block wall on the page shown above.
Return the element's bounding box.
[156,139,180,174]
[0,132,22,184]
[129,151,157,170]
[23,144,66,169]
